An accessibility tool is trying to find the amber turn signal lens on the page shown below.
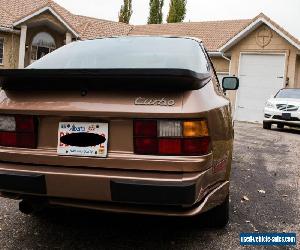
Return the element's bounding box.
[183,120,209,137]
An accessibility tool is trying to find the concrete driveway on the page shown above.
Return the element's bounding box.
[0,122,299,249]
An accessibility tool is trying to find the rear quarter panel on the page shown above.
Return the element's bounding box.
[182,81,234,180]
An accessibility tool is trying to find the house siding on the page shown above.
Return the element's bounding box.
[211,57,230,73]
[296,56,300,88]
[0,31,20,69]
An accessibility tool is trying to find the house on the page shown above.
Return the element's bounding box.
[0,0,299,122]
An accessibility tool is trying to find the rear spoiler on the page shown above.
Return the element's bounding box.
[0,69,211,91]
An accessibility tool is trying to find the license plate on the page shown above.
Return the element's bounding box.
[57,122,108,158]
[282,113,291,120]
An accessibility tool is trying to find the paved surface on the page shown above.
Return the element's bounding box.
[0,122,299,249]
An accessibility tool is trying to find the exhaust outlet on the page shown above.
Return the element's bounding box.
[19,200,34,214]
[19,199,47,214]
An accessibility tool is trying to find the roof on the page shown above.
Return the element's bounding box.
[0,0,132,38]
[0,1,299,52]
[73,15,132,40]
[129,19,252,52]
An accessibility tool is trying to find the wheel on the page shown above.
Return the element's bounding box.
[205,195,229,228]
[277,124,284,129]
[263,122,271,129]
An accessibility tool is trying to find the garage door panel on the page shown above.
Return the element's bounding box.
[240,55,285,74]
[236,54,285,123]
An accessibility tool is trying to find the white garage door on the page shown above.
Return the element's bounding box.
[235,54,285,123]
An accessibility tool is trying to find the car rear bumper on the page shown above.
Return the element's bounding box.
[48,181,229,217]
[0,161,228,216]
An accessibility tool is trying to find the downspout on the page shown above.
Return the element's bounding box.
[221,52,231,75]
[221,53,230,61]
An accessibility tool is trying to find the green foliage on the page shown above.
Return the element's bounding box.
[119,0,133,24]
[148,0,164,24]
[167,0,187,23]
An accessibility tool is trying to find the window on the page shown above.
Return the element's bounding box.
[31,32,56,63]
[29,37,210,74]
[0,37,4,65]
[275,88,300,99]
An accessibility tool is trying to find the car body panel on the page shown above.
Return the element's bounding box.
[264,96,300,126]
[0,36,234,216]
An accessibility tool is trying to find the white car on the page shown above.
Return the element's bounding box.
[263,88,300,129]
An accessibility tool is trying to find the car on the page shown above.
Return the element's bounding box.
[263,88,300,129]
[0,36,239,227]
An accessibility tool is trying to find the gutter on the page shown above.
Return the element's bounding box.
[208,51,222,57]
[221,52,231,62]
[0,26,20,34]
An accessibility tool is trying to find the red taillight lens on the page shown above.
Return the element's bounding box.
[15,116,35,132]
[182,137,210,155]
[0,115,37,148]
[0,132,17,147]
[134,138,158,154]
[133,120,211,156]
[134,120,157,137]
[158,139,181,155]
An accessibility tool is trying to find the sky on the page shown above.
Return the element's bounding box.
[54,0,300,40]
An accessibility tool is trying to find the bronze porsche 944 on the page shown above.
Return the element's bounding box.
[0,36,239,227]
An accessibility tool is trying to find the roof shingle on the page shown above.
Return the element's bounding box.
[129,19,251,51]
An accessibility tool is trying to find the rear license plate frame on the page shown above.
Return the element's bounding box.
[57,122,109,158]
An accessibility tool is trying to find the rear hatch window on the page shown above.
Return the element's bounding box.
[28,37,209,74]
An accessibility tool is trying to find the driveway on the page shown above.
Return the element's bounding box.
[0,122,299,249]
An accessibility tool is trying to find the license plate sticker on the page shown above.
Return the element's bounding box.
[57,122,108,158]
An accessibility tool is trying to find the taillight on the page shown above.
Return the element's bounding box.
[134,120,157,137]
[182,137,210,155]
[133,120,211,156]
[158,139,181,155]
[0,115,37,148]
[134,138,158,155]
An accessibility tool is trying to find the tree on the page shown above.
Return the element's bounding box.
[167,0,187,23]
[148,0,164,24]
[118,0,133,24]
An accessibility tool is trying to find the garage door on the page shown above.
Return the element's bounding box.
[235,54,285,123]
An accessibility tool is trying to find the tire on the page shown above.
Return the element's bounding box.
[205,195,229,228]
[263,122,271,129]
[277,124,284,129]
